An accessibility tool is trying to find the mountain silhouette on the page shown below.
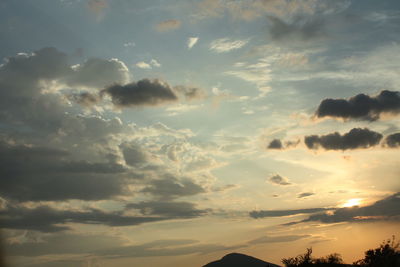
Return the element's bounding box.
[203,252,281,267]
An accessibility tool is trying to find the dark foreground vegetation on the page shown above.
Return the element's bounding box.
[282,236,400,267]
[203,236,400,267]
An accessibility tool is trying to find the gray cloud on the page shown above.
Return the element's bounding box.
[0,204,170,233]
[248,234,311,245]
[0,142,127,202]
[126,201,209,218]
[141,175,205,200]
[298,192,315,198]
[174,86,207,101]
[268,15,326,42]
[250,208,326,219]
[304,128,383,150]
[68,91,101,107]
[267,139,283,149]
[102,79,178,107]
[384,132,400,148]
[120,142,150,167]
[268,174,291,186]
[303,192,400,223]
[315,90,400,121]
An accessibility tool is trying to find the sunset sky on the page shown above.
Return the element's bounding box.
[0,0,399,266]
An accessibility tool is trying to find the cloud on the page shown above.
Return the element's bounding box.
[0,204,170,233]
[268,174,291,186]
[384,132,400,148]
[303,192,400,224]
[187,37,199,49]
[250,208,327,219]
[87,0,108,17]
[68,92,101,107]
[126,201,209,218]
[141,175,205,200]
[136,59,161,69]
[305,128,383,151]
[209,38,249,53]
[67,58,130,88]
[298,192,314,198]
[136,61,152,69]
[0,142,128,202]
[315,90,400,121]
[174,86,207,101]
[155,19,181,32]
[267,15,326,42]
[267,139,283,149]
[102,79,178,107]
[248,234,311,245]
[120,142,150,167]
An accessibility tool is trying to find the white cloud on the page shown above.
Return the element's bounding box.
[136,61,152,69]
[135,59,161,69]
[187,37,199,49]
[209,38,249,53]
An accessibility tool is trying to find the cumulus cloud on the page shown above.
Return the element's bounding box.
[315,90,400,121]
[67,58,130,88]
[155,19,181,32]
[384,132,400,148]
[209,38,249,53]
[141,175,205,200]
[268,174,291,186]
[136,59,161,69]
[187,37,199,49]
[0,142,127,202]
[68,92,101,107]
[102,79,178,107]
[120,142,150,167]
[267,139,300,150]
[267,139,283,149]
[250,208,327,219]
[304,128,383,150]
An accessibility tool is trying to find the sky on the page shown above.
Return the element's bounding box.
[0,0,400,266]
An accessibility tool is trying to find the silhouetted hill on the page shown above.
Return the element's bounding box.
[203,252,281,267]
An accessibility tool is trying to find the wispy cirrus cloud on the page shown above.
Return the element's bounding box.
[209,38,249,53]
[155,19,181,32]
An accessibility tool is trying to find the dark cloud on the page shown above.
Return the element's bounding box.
[267,139,300,150]
[0,142,127,202]
[268,15,326,42]
[102,79,179,107]
[384,132,400,148]
[267,139,283,149]
[120,142,150,167]
[0,204,169,233]
[268,174,291,186]
[174,86,207,101]
[250,208,326,219]
[126,201,209,218]
[298,192,314,198]
[68,92,101,106]
[304,128,383,150]
[248,234,311,244]
[303,192,400,223]
[141,175,205,200]
[315,90,400,121]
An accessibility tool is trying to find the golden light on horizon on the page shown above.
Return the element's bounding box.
[342,198,362,208]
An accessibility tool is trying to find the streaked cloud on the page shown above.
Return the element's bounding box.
[268,174,292,186]
[156,19,181,32]
[209,38,249,53]
[187,37,199,49]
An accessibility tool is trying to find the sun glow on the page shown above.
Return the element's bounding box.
[342,198,362,208]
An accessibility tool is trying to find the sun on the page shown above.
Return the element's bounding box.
[342,198,362,208]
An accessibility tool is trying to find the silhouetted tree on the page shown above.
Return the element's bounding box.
[282,248,344,267]
[353,236,400,267]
